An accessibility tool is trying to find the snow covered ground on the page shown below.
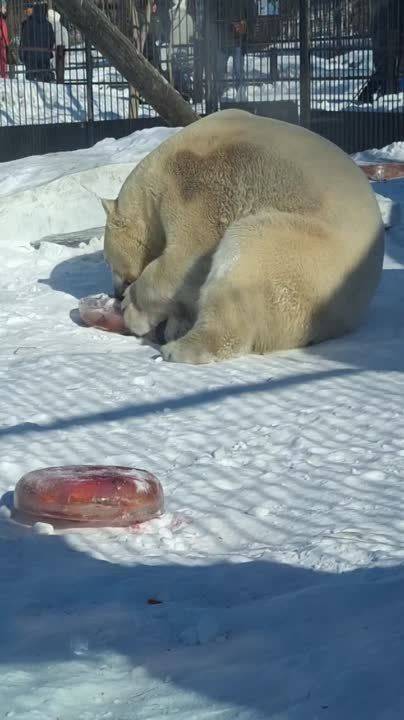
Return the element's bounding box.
[1,127,404,719]
[1,47,403,126]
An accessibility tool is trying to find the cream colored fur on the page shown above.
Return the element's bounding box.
[102,109,384,364]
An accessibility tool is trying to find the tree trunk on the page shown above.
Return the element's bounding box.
[128,0,142,119]
[56,0,199,127]
[127,0,153,120]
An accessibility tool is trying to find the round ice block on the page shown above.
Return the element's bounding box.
[78,294,129,334]
[359,163,404,182]
[14,466,164,526]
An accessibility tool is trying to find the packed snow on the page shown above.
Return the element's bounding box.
[1,126,404,719]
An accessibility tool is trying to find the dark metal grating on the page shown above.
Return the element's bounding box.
[0,0,403,160]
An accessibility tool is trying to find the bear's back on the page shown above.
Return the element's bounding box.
[154,110,381,245]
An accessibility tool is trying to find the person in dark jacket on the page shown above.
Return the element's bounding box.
[20,2,55,82]
[357,0,403,102]
[214,0,257,98]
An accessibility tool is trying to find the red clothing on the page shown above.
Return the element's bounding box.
[0,17,10,79]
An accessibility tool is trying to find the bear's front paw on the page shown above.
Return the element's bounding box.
[161,338,216,365]
[122,286,154,337]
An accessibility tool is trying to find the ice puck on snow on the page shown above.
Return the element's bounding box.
[14,466,164,526]
[78,294,129,334]
[359,162,404,182]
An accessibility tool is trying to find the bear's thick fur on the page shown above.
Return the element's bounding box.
[102,109,384,364]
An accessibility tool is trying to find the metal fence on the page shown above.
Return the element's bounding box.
[0,0,403,161]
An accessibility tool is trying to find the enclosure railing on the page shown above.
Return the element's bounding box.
[0,0,403,157]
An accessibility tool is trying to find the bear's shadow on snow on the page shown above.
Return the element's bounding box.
[38,251,112,300]
[0,528,403,719]
[305,265,404,373]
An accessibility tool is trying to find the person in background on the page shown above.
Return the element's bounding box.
[144,1,170,75]
[20,1,34,40]
[214,0,257,99]
[357,0,403,102]
[169,0,194,100]
[258,1,279,15]
[19,2,55,82]
[169,0,194,48]
[188,0,204,102]
[0,2,10,80]
[47,8,68,83]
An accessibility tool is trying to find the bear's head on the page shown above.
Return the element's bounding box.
[101,197,153,300]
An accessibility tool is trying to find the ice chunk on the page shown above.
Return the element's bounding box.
[14,465,164,527]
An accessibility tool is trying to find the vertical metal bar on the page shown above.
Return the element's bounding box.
[204,0,219,114]
[335,0,342,54]
[299,0,311,128]
[193,0,204,106]
[269,47,278,83]
[85,38,95,147]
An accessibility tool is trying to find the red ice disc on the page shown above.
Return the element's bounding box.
[359,162,404,182]
[14,466,164,526]
[78,294,129,334]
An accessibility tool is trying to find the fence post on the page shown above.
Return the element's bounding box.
[193,0,205,105]
[85,38,95,147]
[269,47,279,83]
[204,0,219,114]
[299,0,311,129]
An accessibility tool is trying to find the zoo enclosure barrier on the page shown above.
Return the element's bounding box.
[0,0,403,161]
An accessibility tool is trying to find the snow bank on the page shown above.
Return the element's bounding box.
[0,127,179,246]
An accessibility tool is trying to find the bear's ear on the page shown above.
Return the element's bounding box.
[101,198,118,216]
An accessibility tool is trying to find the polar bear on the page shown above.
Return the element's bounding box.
[101,109,384,364]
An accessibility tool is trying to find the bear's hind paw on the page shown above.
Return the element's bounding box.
[161,338,216,365]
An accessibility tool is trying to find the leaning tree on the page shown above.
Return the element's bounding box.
[56,0,199,126]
